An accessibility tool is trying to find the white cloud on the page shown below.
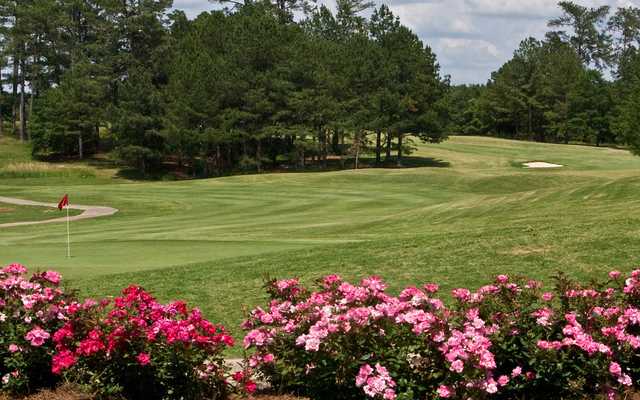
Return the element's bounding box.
[173,0,219,18]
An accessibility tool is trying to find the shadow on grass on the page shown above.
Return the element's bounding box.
[114,156,451,181]
[30,153,450,182]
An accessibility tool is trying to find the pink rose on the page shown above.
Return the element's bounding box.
[136,352,151,366]
[609,362,622,376]
[437,385,452,398]
[25,327,50,347]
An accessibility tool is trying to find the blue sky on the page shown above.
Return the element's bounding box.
[172,0,636,84]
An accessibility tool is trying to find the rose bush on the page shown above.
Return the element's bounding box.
[0,264,74,394]
[243,271,640,400]
[0,264,246,400]
[51,285,236,400]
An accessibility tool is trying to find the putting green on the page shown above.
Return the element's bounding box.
[2,135,640,340]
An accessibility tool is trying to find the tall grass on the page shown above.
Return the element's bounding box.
[0,162,96,179]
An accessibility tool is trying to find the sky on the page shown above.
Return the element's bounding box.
[172,0,637,84]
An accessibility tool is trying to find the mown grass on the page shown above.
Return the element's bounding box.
[0,204,82,225]
[2,135,640,352]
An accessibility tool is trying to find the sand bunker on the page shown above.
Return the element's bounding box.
[522,161,563,169]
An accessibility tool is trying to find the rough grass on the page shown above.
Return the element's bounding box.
[0,162,96,179]
[3,135,640,355]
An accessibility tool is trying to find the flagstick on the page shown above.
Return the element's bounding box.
[66,205,71,258]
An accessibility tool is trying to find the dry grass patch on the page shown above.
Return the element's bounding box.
[0,162,97,179]
[0,385,90,400]
[503,245,552,256]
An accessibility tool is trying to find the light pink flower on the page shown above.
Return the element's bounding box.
[437,385,452,398]
[25,327,50,347]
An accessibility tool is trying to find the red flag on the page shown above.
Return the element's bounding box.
[57,194,69,211]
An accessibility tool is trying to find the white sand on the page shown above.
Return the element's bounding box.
[522,161,563,169]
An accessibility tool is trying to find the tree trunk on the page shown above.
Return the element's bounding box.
[397,132,403,167]
[94,124,100,153]
[331,130,339,153]
[375,130,381,165]
[385,130,392,162]
[19,66,26,142]
[312,135,317,164]
[528,104,533,138]
[78,134,84,159]
[0,102,4,138]
[216,145,222,175]
[354,130,360,170]
[0,86,4,138]
[320,127,327,168]
[256,138,262,173]
[12,56,18,135]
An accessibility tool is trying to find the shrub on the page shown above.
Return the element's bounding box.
[243,271,640,400]
[0,264,75,394]
[51,285,236,400]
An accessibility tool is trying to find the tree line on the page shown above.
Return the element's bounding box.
[446,2,640,153]
[0,0,448,176]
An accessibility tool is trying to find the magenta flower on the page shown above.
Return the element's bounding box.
[136,352,151,366]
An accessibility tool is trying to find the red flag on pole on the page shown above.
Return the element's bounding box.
[57,194,69,210]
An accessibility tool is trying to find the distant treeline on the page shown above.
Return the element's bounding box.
[0,0,448,176]
[444,2,640,150]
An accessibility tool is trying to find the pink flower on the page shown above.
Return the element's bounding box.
[2,263,27,275]
[496,274,509,284]
[136,352,151,366]
[450,359,464,373]
[609,271,621,279]
[511,366,522,377]
[484,379,498,394]
[25,327,50,347]
[497,375,509,386]
[43,271,61,285]
[323,274,342,287]
[437,385,452,398]
[618,373,632,386]
[8,344,20,353]
[356,364,373,387]
[542,292,554,301]
[609,362,622,376]
[357,363,395,398]
[423,283,439,293]
[451,288,471,302]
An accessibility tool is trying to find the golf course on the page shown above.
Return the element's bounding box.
[2,135,640,334]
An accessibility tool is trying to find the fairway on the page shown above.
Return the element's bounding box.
[2,136,640,337]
